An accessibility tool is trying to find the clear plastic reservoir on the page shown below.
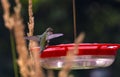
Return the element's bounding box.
[40,43,119,69]
[41,55,115,69]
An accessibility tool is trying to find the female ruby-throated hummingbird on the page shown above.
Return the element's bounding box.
[25,27,63,53]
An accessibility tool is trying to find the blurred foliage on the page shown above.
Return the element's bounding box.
[1,0,120,77]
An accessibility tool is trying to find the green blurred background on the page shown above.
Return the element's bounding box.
[1,0,120,77]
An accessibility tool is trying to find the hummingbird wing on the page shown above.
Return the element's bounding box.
[25,35,41,42]
[46,33,63,40]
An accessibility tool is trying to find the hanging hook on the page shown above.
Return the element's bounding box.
[72,0,77,42]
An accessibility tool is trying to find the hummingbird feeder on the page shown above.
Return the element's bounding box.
[37,43,120,69]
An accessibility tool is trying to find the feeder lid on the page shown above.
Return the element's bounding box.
[40,43,120,58]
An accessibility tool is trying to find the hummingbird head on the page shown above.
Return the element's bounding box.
[46,27,53,32]
[46,27,53,35]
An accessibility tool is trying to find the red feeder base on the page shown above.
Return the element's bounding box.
[34,43,120,69]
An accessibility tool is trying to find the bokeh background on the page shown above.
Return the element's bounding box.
[1,0,120,77]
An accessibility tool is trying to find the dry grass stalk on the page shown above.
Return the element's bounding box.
[27,0,34,37]
[27,0,44,77]
[13,0,30,77]
[31,45,44,77]
[27,0,36,76]
[1,0,30,77]
[74,32,85,54]
[59,32,85,77]
[1,0,14,30]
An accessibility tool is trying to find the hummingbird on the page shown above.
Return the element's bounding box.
[25,27,63,53]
